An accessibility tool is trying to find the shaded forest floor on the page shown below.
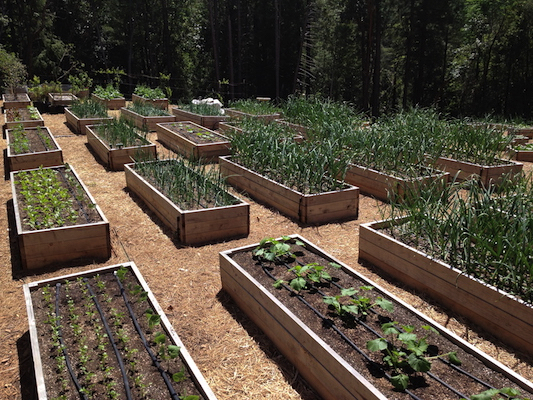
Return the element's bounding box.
[0,106,532,399]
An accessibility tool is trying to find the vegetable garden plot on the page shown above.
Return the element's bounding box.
[171,105,227,130]
[24,262,217,400]
[2,92,31,109]
[220,236,533,400]
[4,106,45,131]
[6,126,63,172]
[121,103,175,131]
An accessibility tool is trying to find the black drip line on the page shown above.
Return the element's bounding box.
[54,283,88,400]
[260,259,473,399]
[35,127,52,151]
[114,272,180,400]
[83,278,133,400]
[56,169,91,224]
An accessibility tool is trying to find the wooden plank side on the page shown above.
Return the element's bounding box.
[303,196,359,224]
[514,151,533,162]
[220,254,387,400]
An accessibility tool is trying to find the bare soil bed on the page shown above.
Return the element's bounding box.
[0,105,532,399]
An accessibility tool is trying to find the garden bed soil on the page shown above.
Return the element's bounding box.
[91,94,127,110]
[359,218,533,357]
[24,262,217,400]
[221,236,533,400]
[11,165,110,269]
[64,107,113,135]
[4,107,45,131]
[125,161,249,245]
[2,93,31,109]
[5,126,63,172]
[219,155,359,225]
[171,106,227,130]
[86,124,157,170]
[48,93,78,107]
[156,121,231,162]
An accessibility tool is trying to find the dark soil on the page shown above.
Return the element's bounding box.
[7,127,58,154]
[165,122,228,144]
[6,108,36,122]
[30,265,205,400]
[230,240,533,400]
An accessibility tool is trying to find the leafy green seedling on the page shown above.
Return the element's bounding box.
[461,387,529,400]
[324,286,394,317]
[366,322,461,391]
[115,266,128,282]
[253,236,304,262]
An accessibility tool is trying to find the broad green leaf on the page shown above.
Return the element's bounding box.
[390,374,409,391]
[499,387,521,397]
[154,332,166,344]
[470,388,500,400]
[172,371,187,383]
[167,345,181,359]
[273,279,285,289]
[366,338,388,352]
[448,351,462,366]
[329,262,341,269]
[382,322,400,336]
[407,353,431,373]
[290,277,306,291]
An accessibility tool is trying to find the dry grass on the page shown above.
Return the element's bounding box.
[0,105,532,399]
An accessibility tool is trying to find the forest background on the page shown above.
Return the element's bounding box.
[1,0,533,119]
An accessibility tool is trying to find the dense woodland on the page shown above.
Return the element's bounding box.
[1,0,533,118]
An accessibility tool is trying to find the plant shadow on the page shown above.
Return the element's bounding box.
[216,289,322,400]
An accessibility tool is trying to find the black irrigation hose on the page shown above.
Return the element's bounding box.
[56,168,91,224]
[113,273,180,400]
[54,283,88,400]
[83,278,133,400]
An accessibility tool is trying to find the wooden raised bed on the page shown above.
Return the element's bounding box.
[24,262,218,400]
[359,218,533,357]
[86,124,157,170]
[344,163,450,203]
[432,156,523,186]
[225,108,281,122]
[64,107,112,135]
[156,121,230,162]
[132,93,169,110]
[91,93,126,110]
[218,121,243,135]
[5,126,63,172]
[219,156,358,224]
[11,165,111,270]
[508,126,533,138]
[220,235,533,400]
[171,106,227,130]
[4,107,45,131]
[48,92,78,107]
[509,146,533,162]
[125,161,249,245]
[120,107,176,131]
[2,93,31,109]
[275,119,309,138]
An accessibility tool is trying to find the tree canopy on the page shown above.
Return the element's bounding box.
[1,0,533,118]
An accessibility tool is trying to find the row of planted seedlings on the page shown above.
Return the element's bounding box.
[359,172,533,356]
[220,235,533,400]
[25,262,215,400]
[91,85,126,109]
[86,118,157,170]
[3,104,45,132]
[124,156,250,245]
[219,117,359,224]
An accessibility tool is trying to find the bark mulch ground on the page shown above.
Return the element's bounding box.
[0,105,532,399]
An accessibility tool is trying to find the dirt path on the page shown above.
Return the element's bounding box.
[1,108,532,399]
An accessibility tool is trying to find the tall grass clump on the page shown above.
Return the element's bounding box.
[69,99,109,118]
[229,120,350,194]
[132,158,239,210]
[94,118,150,148]
[228,99,281,115]
[383,173,533,304]
[128,102,171,116]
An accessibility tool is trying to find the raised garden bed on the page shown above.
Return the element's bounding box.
[2,92,31,109]
[275,119,309,139]
[156,121,230,162]
[225,108,281,121]
[220,235,533,400]
[509,144,533,162]
[219,156,358,225]
[359,218,533,357]
[125,159,249,245]
[91,93,126,110]
[344,163,450,203]
[121,106,176,131]
[5,126,63,172]
[48,92,78,107]
[24,261,218,400]
[431,156,523,186]
[65,107,113,135]
[11,165,111,269]
[4,106,45,131]
[218,121,243,135]
[132,93,169,110]
[86,123,157,170]
[171,106,227,130]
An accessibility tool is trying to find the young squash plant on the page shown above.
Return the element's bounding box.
[252,236,305,263]
[366,321,461,391]
[323,285,394,318]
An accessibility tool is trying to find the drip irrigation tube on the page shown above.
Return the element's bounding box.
[54,283,88,400]
[83,278,133,400]
[113,272,180,400]
[56,168,92,224]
